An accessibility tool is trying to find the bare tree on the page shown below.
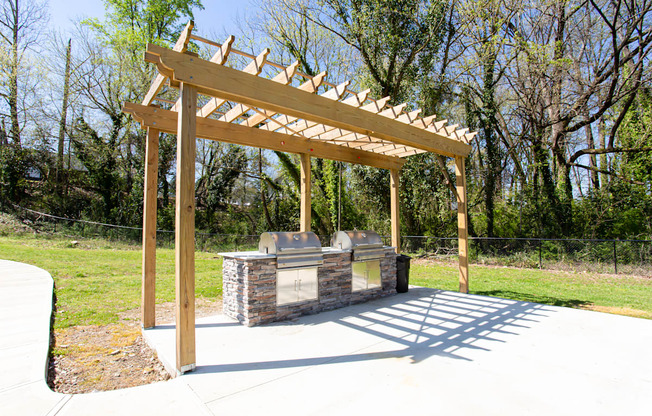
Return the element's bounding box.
[0,0,48,147]
[503,0,652,232]
[55,38,72,194]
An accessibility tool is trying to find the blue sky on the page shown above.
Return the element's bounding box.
[48,0,246,35]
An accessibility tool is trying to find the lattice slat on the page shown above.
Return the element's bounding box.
[136,28,476,161]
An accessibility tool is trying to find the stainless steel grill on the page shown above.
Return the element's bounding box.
[330,230,385,261]
[260,231,323,306]
[259,231,324,269]
[331,230,385,292]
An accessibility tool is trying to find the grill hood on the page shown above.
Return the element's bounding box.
[330,230,385,261]
[259,231,323,268]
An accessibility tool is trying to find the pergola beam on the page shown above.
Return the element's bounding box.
[141,21,194,106]
[262,79,350,136]
[251,70,327,132]
[197,48,270,117]
[123,103,405,171]
[144,44,471,158]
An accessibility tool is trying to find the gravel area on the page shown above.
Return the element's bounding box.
[48,299,223,393]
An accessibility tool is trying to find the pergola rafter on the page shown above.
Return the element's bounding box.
[123,23,475,375]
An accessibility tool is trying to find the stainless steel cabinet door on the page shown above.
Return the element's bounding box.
[277,267,318,305]
[277,269,299,305]
[352,260,381,292]
[297,268,318,301]
[366,260,381,289]
[351,261,368,292]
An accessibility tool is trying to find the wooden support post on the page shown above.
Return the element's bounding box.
[300,153,311,232]
[390,169,400,253]
[142,127,159,329]
[455,156,469,293]
[175,83,197,374]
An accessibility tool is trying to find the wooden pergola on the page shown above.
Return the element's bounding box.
[123,22,474,375]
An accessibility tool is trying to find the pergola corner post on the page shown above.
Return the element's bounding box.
[455,156,469,293]
[142,127,159,329]
[175,83,197,374]
[300,153,311,232]
[390,168,400,253]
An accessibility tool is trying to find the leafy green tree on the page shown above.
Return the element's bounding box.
[303,0,448,103]
[70,117,122,221]
[0,142,28,206]
[196,144,247,231]
[60,0,202,223]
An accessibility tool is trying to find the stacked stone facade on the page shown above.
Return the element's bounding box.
[222,248,398,326]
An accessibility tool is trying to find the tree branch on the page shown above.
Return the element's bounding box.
[568,162,645,185]
[569,146,652,164]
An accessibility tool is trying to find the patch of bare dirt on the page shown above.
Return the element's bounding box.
[48,298,223,393]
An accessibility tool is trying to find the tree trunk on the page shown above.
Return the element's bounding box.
[584,117,599,191]
[259,149,274,229]
[549,1,572,234]
[481,46,499,237]
[532,127,561,236]
[598,117,608,188]
[56,39,72,195]
[9,1,20,147]
[0,120,7,146]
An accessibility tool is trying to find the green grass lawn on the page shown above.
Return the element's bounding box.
[1,234,651,329]
[0,234,223,329]
[410,260,652,319]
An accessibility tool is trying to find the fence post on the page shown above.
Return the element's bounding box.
[539,240,543,269]
[613,240,618,274]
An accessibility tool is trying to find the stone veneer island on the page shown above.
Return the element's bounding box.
[220,247,398,326]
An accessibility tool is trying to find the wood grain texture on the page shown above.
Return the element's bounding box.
[142,127,159,329]
[390,169,400,254]
[300,154,311,232]
[455,156,469,294]
[123,103,405,170]
[197,48,271,117]
[141,21,194,106]
[144,44,471,158]
[175,83,197,373]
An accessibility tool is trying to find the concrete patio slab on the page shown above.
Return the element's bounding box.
[145,287,652,416]
[1,259,651,416]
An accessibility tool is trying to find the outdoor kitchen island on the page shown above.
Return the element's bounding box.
[220,231,398,326]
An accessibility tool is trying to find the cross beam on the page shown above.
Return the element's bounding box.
[144,44,472,159]
[123,103,406,171]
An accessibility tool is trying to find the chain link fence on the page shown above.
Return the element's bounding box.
[7,205,651,275]
[400,236,652,275]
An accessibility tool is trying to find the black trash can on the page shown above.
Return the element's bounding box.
[396,254,411,293]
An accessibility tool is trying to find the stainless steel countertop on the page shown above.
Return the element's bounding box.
[218,247,396,260]
[218,247,358,259]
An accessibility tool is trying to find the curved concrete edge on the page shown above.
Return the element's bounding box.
[0,259,70,414]
[0,260,212,416]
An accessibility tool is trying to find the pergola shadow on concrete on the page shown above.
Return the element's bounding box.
[122,21,475,375]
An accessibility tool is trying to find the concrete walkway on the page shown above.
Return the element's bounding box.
[0,260,209,416]
[1,259,651,415]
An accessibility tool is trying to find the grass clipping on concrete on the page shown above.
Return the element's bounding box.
[0,227,651,392]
